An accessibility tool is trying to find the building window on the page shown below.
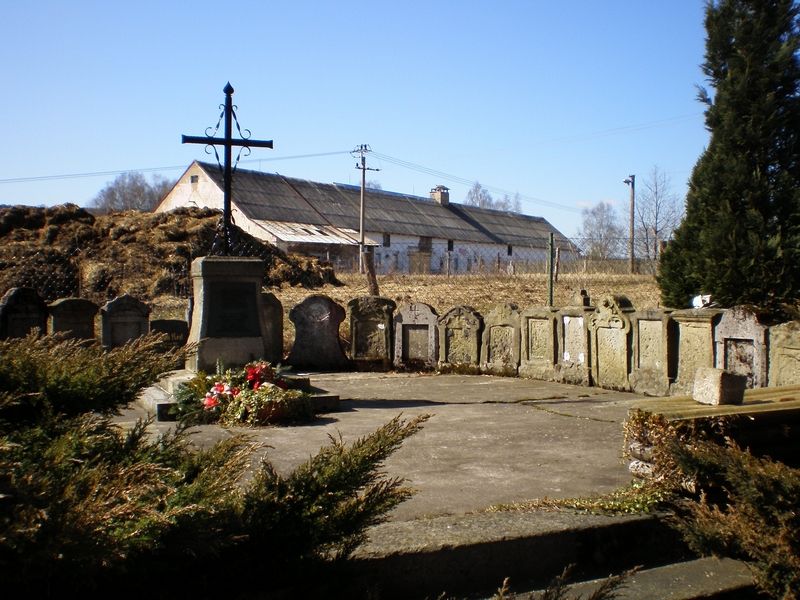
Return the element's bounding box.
[419,236,432,252]
[190,175,199,184]
[447,239,454,252]
[382,233,391,247]
[507,244,513,256]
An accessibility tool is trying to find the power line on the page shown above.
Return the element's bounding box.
[0,151,352,184]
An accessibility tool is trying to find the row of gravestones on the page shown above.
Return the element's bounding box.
[0,287,188,348]
[289,292,800,395]
[4,285,799,395]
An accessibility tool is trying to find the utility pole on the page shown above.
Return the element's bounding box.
[352,144,379,272]
[624,174,635,274]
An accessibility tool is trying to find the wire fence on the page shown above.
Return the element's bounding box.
[0,234,663,321]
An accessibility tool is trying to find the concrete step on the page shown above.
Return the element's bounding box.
[346,510,697,599]
[519,557,756,600]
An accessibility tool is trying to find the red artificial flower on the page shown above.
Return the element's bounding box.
[203,395,219,409]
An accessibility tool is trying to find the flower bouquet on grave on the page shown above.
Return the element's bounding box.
[174,360,315,426]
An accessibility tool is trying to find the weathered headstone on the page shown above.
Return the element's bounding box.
[437,306,483,369]
[348,296,396,370]
[480,303,521,376]
[768,320,800,387]
[556,290,594,386]
[713,307,768,389]
[185,256,277,371]
[518,307,558,381]
[393,302,438,369]
[149,319,189,347]
[101,294,151,348]
[693,367,747,405]
[0,287,47,339]
[286,295,350,371]
[261,292,283,364]
[48,297,98,340]
[587,295,635,391]
[629,309,674,396]
[669,308,723,395]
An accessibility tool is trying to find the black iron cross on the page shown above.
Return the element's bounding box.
[182,82,273,254]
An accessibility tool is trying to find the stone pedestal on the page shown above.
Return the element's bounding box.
[185,257,275,372]
[348,296,396,370]
[437,306,483,369]
[287,295,350,371]
[518,307,559,381]
[0,287,47,339]
[394,302,438,369]
[693,367,746,405]
[588,295,635,391]
[101,294,150,348]
[713,307,768,389]
[480,303,521,376]
[630,309,674,397]
[769,320,800,387]
[49,297,98,340]
[670,308,723,395]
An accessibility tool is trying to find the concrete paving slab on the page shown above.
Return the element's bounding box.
[121,372,645,522]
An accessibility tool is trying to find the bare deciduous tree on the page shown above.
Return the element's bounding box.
[91,172,175,212]
[635,166,683,261]
[577,202,625,260]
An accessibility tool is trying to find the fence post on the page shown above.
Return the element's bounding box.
[547,233,555,307]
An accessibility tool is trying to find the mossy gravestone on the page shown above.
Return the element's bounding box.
[101,294,150,348]
[287,295,350,371]
[0,287,47,339]
[49,297,98,340]
[186,257,277,372]
[437,306,482,369]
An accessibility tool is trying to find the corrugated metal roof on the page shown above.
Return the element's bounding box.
[197,161,568,249]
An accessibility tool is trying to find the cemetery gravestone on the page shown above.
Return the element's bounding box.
[101,294,150,348]
[768,320,800,387]
[286,295,350,371]
[556,290,594,386]
[713,307,768,389]
[185,257,276,372]
[629,309,674,397]
[518,307,559,381]
[393,302,438,369]
[587,295,635,391]
[0,287,48,339]
[670,308,723,395]
[48,297,98,340]
[348,296,397,370]
[437,306,483,369]
[480,303,521,376]
[149,319,189,347]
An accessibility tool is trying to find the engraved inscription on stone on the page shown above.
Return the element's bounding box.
[724,338,755,388]
[402,324,429,362]
[110,321,145,347]
[355,319,386,359]
[677,323,712,383]
[207,282,260,338]
[489,326,513,363]
[637,319,662,370]
[563,316,585,364]
[597,328,627,388]
[446,327,470,363]
[527,318,549,361]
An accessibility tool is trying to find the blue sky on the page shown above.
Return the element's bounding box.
[2,1,709,236]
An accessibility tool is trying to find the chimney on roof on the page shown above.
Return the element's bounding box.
[430,185,450,206]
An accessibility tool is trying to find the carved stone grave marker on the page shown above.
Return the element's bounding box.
[556,290,594,386]
[768,320,800,387]
[49,297,98,340]
[629,309,674,396]
[480,303,520,376]
[670,308,723,395]
[348,296,396,370]
[518,306,558,381]
[437,306,483,369]
[588,295,635,391]
[185,257,276,371]
[0,287,47,339]
[261,292,283,364]
[101,294,150,348]
[287,295,350,371]
[713,307,768,389]
[394,302,438,369]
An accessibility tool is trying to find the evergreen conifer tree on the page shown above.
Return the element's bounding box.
[659,0,800,312]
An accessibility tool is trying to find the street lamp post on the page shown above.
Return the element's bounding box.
[624,175,635,274]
